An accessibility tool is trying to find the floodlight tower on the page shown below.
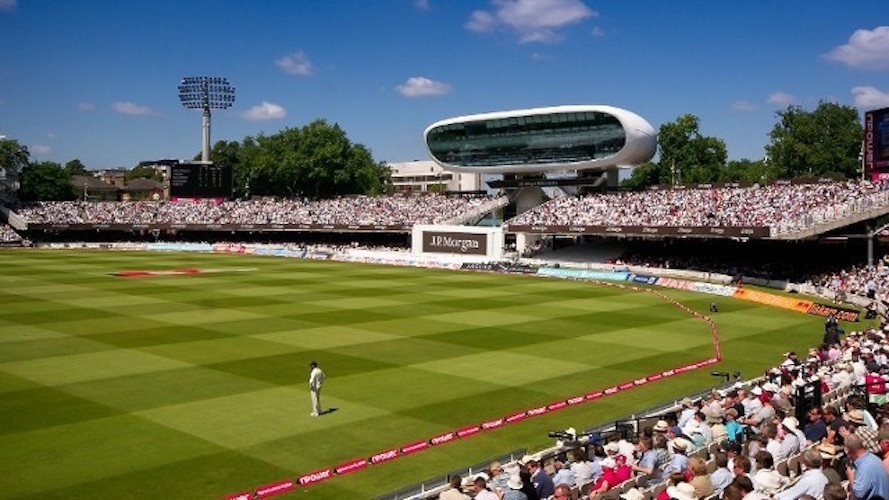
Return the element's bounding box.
[178,76,235,162]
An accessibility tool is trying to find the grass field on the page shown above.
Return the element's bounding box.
[0,250,831,499]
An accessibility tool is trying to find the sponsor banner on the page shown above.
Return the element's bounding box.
[865,107,889,175]
[335,458,369,475]
[461,262,537,274]
[536,268,630,282]
[506,412,528,424]
[400,440,429,456]
[603,385,620,396]
[457,425,481,438]
[223,492,253,500]
[547,401,568,411]
[690,282,738,296]
[297,469,332,487]
[807,303,860,322]
[629,274,659,285]
[507,224,770,238]
[732,288,813,313]
[370,449,399,465]
[585,391,604,401]
[567,396,585,405]
[481,418,505,430]
[430,432,456,446]
[526,406,548,417]
[655,278,695,291]
[255,479,296,497]
[422,231,488,255]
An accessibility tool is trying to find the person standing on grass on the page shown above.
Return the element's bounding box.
[308,361,325,417]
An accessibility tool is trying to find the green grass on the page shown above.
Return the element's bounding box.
[0,250,832,499]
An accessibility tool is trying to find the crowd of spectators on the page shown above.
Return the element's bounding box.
[509,181,888,232]
[442,317,889,500]
[13,194,505,227]
[0,223,22,243]
[808,256,889,308]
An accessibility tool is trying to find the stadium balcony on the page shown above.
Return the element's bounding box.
[10,194,508,232]
[506,180,889,241]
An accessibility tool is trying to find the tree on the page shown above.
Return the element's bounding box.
[64,159,88,176]
[235,119,390,199]
[622,114,727,187]
[0,138,29,196]
[18,161,75,200]
[125,164,162,182]
[765,101,862,179]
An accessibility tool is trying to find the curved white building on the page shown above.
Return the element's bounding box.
[424,105,657,174]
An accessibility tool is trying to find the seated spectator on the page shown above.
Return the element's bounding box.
[840,409,882,455]
[774,448,829,500]
[710,452,734,494]
[752,451,787,494]
[439,475,469,500]
[803,406,828,443]
[470,476,498,500]
[687,456,714,498]
[845,433,889,500]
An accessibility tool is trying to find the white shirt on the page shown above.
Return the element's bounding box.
[309,367,325,391]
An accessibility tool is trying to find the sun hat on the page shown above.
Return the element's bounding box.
[666,482,697,500]
[653,420,670,432]
[507,474,524,490]
[846,409,866,425]
[781,417,798,433]
[620,488,646,500]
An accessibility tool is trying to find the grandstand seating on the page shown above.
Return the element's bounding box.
[12,194,507,228]
[508,180,888,235]
[399,323,888,500]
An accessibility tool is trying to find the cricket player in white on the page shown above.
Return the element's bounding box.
[308,361,325,417]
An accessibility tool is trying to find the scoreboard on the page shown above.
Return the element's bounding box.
[169,162,232,199]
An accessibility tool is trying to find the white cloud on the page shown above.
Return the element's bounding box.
[467,0,596,44]
[0,0,16,11]
[414,0,430,10]
[590,26,605,37]
[78,102,95,112]
[30,144,51,156]
[767,91,796,107]
[46,132,56,139]
[275,51,314,76]
[112,101,157,116]
[241,101,287,121]
[396,77,453,97]
[530,52,548,62]
[823,26,889,70]
[732,100,758,112]
[852,86,889,109]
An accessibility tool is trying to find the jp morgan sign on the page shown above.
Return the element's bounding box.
[422,231,488,255]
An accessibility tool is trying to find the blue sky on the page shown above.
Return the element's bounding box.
[1,0,888,170]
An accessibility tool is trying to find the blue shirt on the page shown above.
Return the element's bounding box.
[663,453,689,476]
[804,420,828,443]
[532,468,555,499]
[725,420,744,441]
[851,451,889,500]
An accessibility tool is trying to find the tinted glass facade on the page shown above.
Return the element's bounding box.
[426,111,626,168]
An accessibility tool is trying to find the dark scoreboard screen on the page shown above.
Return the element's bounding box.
[169,163,232,199]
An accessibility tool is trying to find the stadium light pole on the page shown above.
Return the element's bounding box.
[178,77,235,163]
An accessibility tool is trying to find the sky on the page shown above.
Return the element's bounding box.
[1,0,888,170]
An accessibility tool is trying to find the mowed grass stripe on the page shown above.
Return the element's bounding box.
[0,250,826,499]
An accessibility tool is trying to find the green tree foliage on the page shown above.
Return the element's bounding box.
[623,114,727,187]
[198,119,390,199]
[765,101,863,179]
[19,161,75,201]
[125,164,162,182]
[64,159,88,176]
[0,138,30,193]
